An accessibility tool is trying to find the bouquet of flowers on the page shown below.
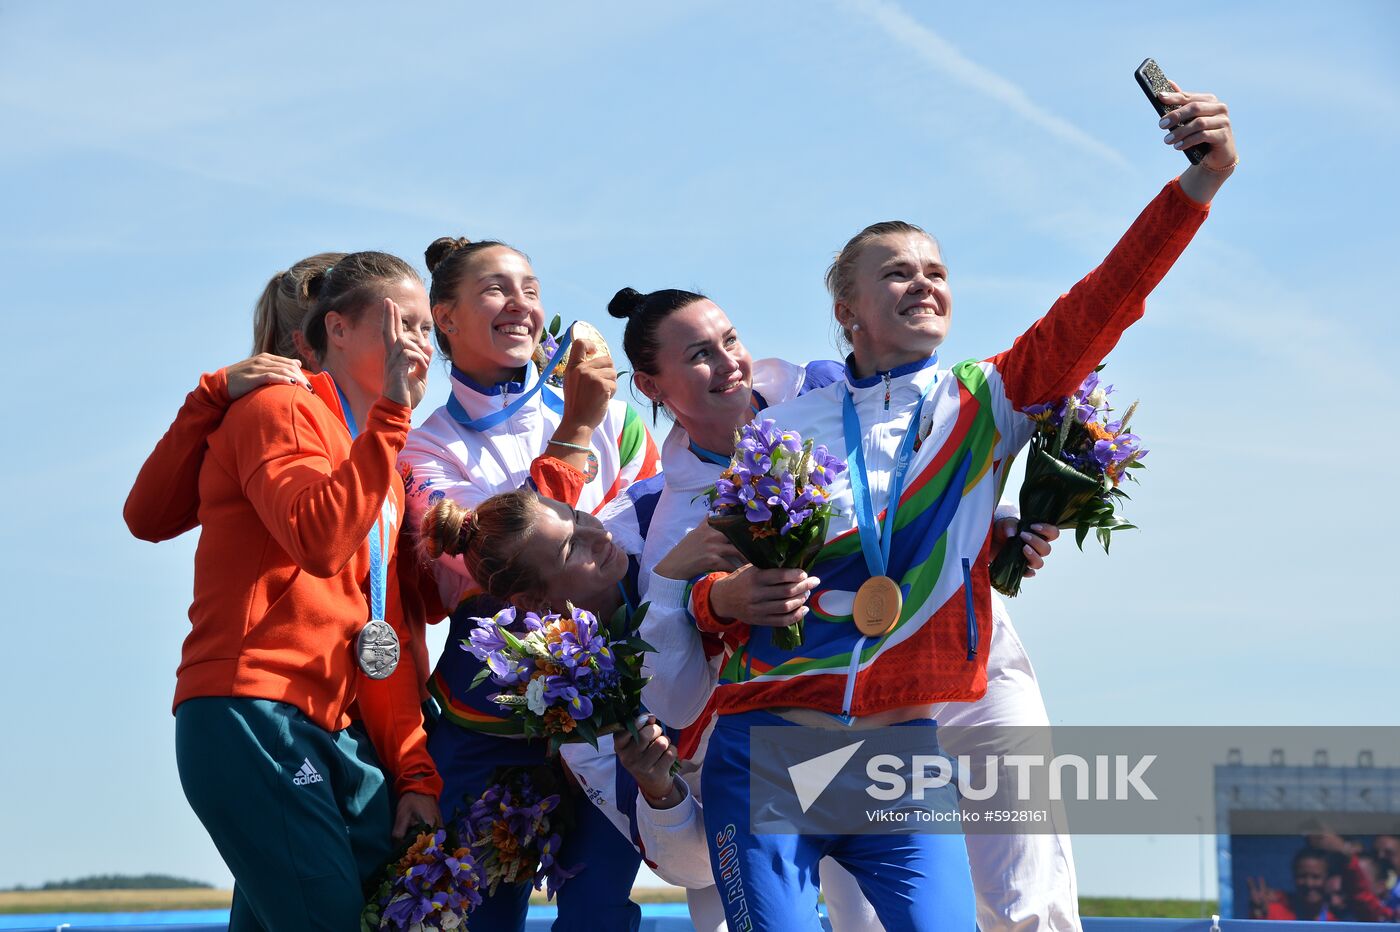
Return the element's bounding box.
[705,418,847,649]
[360,826,482,931]
[990,369,1146,597]
[461,765,579,900]
[465,604,653,753]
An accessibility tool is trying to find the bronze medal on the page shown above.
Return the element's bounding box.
[853,576,902,637]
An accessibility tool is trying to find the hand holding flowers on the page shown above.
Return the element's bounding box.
[990,368,1146,597]
[360,826,482,931]
[704,418,847,649]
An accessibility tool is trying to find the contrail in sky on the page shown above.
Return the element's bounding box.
[840,0,1131,168]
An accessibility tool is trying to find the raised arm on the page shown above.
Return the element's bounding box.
[990,85,1236,410]
[124,355,312,542]
[234,389,410,578]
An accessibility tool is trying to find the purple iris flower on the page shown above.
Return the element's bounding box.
[485,650,531,685]
[807,444,846,486]
[773,426,803,455]
[1092,432,1141,469]
[739,445,772,474]
[543,677,595,720]
[741,484,773,522]
[465,618,509,660]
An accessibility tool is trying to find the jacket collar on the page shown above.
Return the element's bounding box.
[843,353,939,390]
[448,363,541,421]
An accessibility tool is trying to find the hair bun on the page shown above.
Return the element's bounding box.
[420,499,472,559]
[424,236,474,274]
[607,287,646,321]
[303,267,330,301]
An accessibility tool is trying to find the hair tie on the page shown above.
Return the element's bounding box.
[458,511,480,553]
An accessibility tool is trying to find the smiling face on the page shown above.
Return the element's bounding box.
[433,246,544,383]
[1293,855,1328,908]
[635,298,754,445]
[509,497,629,612]
[838,231,951,374]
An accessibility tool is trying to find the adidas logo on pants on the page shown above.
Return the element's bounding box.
[292,758,323,786]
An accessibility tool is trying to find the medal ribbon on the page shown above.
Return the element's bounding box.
[445,328,572,432]
[334,381,388,621]
[841,357,938,579]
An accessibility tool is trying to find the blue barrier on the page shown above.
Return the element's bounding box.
[0,912,1385,931]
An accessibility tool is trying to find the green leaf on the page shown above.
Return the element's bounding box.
[548,314,562,335]
[1075,523,1090,551]
[470,667,492,690]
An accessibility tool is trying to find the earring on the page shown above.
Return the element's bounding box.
[651,398,665,424]
[444,326,457,334]
[851,322,862,332]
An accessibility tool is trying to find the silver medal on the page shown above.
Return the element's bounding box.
[357,618,400,679]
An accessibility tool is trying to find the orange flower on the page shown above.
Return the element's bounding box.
[544,707,577,735]
[1084,420,1115,442]
[490,824,523,870]
[750,525,778,540]
[543,616,579,645]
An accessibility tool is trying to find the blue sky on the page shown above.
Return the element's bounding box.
[2,0,1396,900]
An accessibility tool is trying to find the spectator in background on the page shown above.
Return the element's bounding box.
[1248,848,1331,920]
[1374,835,1400,909]
[1250,835,1396,922]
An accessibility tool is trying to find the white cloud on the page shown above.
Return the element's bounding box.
[837,0,1130,168]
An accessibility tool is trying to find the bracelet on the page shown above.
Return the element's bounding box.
[548,438,592,453]
[1200,155,1239,174]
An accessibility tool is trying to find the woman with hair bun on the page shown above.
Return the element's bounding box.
[417,489,726,900]
[603,285,901,932]
[150,251,441,930]
[400,236,660,930]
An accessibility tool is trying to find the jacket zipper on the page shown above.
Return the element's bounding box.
[883,371,892,410]
[961,558,978,660]
[839,636,868,722]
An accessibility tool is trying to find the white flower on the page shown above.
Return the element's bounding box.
[441,912,462,929]
[1086,387,1108,409]
[525,676,548,715]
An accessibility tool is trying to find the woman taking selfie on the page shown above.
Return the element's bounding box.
[685,85,1237,931]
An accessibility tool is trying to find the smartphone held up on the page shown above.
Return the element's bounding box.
[1135,58,1210,165]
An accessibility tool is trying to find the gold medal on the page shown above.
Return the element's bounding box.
[853,576,902,637]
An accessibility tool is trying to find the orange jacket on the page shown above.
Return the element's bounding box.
[125,369,232,543]
[177,371,439,797]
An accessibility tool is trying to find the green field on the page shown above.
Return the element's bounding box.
[0,887,1218,917]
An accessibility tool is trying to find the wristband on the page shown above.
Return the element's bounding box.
[547,439,599,483]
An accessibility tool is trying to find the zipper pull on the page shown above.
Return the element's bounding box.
[883,372,891,411]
